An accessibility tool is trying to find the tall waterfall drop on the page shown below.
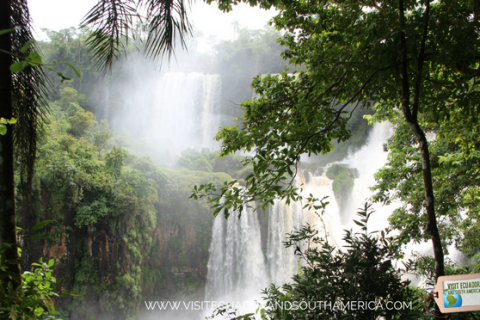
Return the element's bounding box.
[206,205,268,303]
[108,72,222,156]
[205,121,395,308]
[153,73,222,153]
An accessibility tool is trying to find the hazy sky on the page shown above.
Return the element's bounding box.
[28,0,278,45]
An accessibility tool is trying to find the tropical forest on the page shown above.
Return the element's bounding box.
[1,0,480,319]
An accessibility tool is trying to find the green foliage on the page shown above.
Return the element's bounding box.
[168,236,184,252]
[7,38,81,83]
[67,110,95,137]
[59,87,79,111]
[0,251,67,320]
[212,153,244,176]
[311,106,373,165]
[75,197,110,227]
[176,149,252,179]
[370,111,480,255]
[177,156,191,168]
[57,134,77,153]
[0,117,16,135]
[105,146,128,179]
[326,164,357,180]
[177,254,190,267]
[74,256,99,285]
[192,157,213,172]
[38,28,100,99]
[0,220,79,319]
[325,164,358,207]
[20,93,159,316]
[93,130,111,156]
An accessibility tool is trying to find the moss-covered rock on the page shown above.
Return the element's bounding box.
[326,164,359,216]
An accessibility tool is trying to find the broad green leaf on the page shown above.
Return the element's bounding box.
[0,28,18,36]
[30,220,53,232]
[19,299,43,309]
[0,124,6,135]
[10,61,29,73]
[26,51,42,65]
[30,234,53,240]
[60,62,82,78]
[353,220,365,227]
[20,40,34,53]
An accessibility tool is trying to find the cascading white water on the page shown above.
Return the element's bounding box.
[266,199,304,286]
[343,121,397,232]
[205,121,396,309]
[154,73,222,153]
[109,72,222,156]
[299,171,343,249]
[206,204,268,303]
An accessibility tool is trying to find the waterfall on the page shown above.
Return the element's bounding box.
[266,199,304,286]
[109,72,222,156]
[205,121,396,308]
[154,73,222,153]
[343,121,396,232]
[299,170,343,249]
[103,86,110,120]
[206,204,268,303]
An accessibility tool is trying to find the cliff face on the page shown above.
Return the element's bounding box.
[14,96,232,319]
[20,187,213,320]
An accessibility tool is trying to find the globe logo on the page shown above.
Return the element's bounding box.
[443,289,463,308]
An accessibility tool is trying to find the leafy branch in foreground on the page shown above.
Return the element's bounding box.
[0,117,16,135]
[6,43,81,83]
[0,251,58,320]
[190,71,356,217]
[193,0,480,290]
[0,252,80,320]
[0,29,82,83]
[0,220,79,319]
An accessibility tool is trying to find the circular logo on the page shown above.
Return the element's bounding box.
[443,289,463,308]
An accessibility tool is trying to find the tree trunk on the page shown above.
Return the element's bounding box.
[398,0,444,281]
[0,0,21,284]
[398,0,444,314]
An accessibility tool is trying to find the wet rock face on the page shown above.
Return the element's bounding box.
[19,190,211,319]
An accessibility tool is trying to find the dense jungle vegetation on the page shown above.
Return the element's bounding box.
[3,0,480,318]
[1,26,376,319]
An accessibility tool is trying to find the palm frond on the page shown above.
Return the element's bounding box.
[10,0,51,200]
[82,0,192,71]
[81,0,139,72]
[142,0,192,62]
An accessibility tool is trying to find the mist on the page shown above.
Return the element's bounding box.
[91,26,290,165]
[17,2,472,320]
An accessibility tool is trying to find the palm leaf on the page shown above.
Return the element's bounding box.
[142,0,192,62]
[10,0,51,201]
[81,0,139,73]
[82,0,192,71]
